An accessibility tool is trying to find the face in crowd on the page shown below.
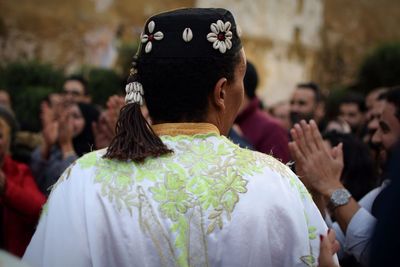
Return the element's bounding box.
[290,87,319,125]
[372,100,400,152]
[62,79,89,104]
[67,104,86,138]
[339,102,365,133]
[367,99,386,147]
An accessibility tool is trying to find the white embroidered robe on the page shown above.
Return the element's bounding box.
[24,129,333,267]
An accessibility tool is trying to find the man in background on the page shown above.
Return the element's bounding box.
[338,93,367,138]
[235,61,290,163]
[290,82,325,129]
[62,75,91,104]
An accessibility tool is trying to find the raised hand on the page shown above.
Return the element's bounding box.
[40,101,55,128]
[58,107,76,158]
[289,120,344,197]
[92,95,125,149]
[92,111,115,149]
[41,100,59,152]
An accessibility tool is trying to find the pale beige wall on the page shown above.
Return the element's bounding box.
[196,0,323,106]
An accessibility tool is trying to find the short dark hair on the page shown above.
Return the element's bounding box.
[340,93,366,112]
[296,82,321,103]
[64,75,89,95]
[380,86,400,120]
[139,54,241,122]
[105,52,242,162]
[243,61,258,99]
[323,131,378,200]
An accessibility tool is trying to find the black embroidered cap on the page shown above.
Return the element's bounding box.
[138,8,242,58]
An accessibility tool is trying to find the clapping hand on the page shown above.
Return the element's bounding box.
[289,120,344,198]
[92,95,125,149]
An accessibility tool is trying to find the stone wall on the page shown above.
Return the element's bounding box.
[0,0,194,73]
[1,0,399,104]
[315,0,400,89]
[197,0,324,105]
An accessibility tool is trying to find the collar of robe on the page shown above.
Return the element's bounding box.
[152,123,220,136]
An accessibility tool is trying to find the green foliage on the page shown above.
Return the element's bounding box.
[115,42,138,76]
[0,61,63,131]
[0,61,125,130]
[87,68,123,106]
[357,42,400,94]
[14,86,55,131]
[0,61,64,92]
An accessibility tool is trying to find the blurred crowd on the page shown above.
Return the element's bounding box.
[0,59,399,267]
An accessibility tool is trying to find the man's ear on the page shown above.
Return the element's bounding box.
[210,77,228,111]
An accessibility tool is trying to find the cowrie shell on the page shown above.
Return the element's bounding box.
[182,28,193,42]
[145,42,152,53]
[148,21,155,33]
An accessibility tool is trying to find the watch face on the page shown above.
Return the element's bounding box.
[331,189,351,207]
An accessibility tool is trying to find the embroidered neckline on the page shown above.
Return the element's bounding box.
[152,123,220,136]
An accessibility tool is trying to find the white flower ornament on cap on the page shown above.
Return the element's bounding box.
[141,20,164,53]
[125,82,144,105]
[207,20,233,54]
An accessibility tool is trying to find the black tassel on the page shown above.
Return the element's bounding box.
[104,103,172,162]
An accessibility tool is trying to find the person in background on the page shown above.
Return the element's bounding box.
[289,87,400,266]
[0,90,12,112]
[235,61,290,162]
[370,141,400,267]
[365,87,388,121]
[338,93,367,139]
[364,91,389,175]
[269,101,291,131]
[62,75,91,104]
[92,95,125,149]
[324,131,378,201]
[92,95,153,149]
[290,82,325,129]
[0,117,46,257]
[0,106,19,158]
[30,101,99,196]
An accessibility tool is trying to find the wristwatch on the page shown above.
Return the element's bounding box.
[330,188,352,209]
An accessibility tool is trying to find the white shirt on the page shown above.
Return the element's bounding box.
[332,180,389,265]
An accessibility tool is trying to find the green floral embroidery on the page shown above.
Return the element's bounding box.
[73,134,315,266]
[300,255,316,266]
[301,213,318,267]
[78,151,137,215]
[308,226,317,240]
[150,169,193,221]
[77,150,98,168]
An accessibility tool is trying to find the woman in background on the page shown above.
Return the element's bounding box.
[30,101,99,196]
[0,117,46,257]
